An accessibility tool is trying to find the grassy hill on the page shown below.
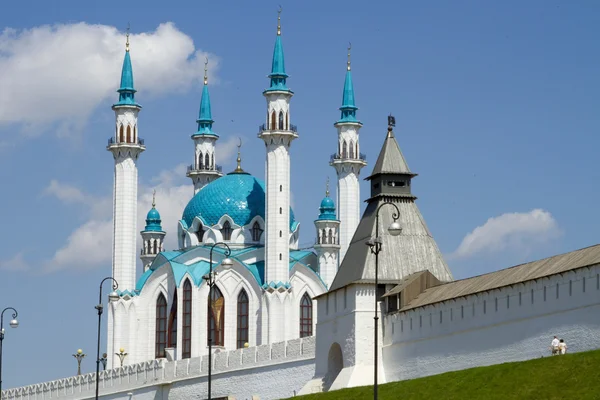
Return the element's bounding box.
[291,349,600,400]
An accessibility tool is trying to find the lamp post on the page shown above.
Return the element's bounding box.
[203,242,233,400]
[73,349,86,376]
[100,353,108,370]
[0,307,19,393]
[366,201,402,400]
[95,277,119,400]
[115,348,128,367]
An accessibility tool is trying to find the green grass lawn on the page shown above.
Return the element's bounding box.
[290,349,600,400]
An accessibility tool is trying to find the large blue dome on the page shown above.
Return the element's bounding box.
[182,172,298,230]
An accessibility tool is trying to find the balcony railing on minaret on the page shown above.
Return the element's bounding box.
[187,164,223,173]
[108,137,145,146]
[329,152,367,163]
[258,123,298,134]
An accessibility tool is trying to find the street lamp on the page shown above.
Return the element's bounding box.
[73,349,86,376]
[95,277,119,400]
[366,201,402,400]
[203,242,233,400]
[0,307,19,393]
[115,348,128,367]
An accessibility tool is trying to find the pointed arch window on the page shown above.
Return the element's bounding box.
[237,290,249,348]
[342,141,347,158]
[251,222,263,242]
[205,154,210,171]
[134,125,137,142]
[271,111,277,130]
[198,152,204,169]
[196,225,204,243]
[155,293,167,358]
[286,112,289,130]
[328,229,333,244]
[211,153,215,169]
[127,126,132,143]
[349,140,355,158]
[322,229,327,244]
[119,125,124,143]
[221,221,233,241]
[278,111,284,130]
[182,280,192,358]
[300,293,313,338]
[355,142,359,159]
[208,286,225,346]
[168,291,178,349]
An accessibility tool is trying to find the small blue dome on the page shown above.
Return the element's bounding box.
[318,195,337,220]
[147,207,161,221]
[143,204,163,232]
[182,172,298,230]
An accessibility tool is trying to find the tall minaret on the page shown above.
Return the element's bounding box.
[107,29,145,291]
[259,8,297,285]
[330,44,366,263]
[314,179,341,288]
[140,191,166,272]
[186,59,223,194]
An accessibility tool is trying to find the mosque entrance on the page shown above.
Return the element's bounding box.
[323,342,343,391]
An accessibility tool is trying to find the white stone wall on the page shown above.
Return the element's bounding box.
[1,337,316,400]
[382,265,600,382]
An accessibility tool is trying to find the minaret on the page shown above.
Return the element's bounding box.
[140,190,166,272]
[258,8,298,285]
[107,29,145,291]
[187,59,223,194]
[314,178,341,288]
[330,44,366,263]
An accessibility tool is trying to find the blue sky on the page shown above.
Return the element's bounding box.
[0,0,599,389]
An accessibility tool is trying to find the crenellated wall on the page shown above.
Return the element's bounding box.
[2,336,316,400]
[382,265,600,382]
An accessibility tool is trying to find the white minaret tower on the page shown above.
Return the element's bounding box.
[140,191,166,272]
[259,9,297,285]
[186,59,223,193]
[314,179,341,288]
[330,44,367,263]
[108,30,145,291]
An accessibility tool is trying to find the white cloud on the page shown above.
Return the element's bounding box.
[0,253,30,272]
[42,165,192,273]
[0,22,218,135]
[452,209,561,259]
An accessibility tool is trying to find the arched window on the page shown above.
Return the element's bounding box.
[182,280,192,359]
[127,126,132,143]
[134,125,137,142]
[286,113,289,130]
[119,125,124,143]
[155,293,167,358]
[237,290,249,348]
[322,229,327,244]
[168,291,178,349]
[342,141,347,158]
[153,239,158,254]
[205,154,210,170]
[328,229,333,244]
[271,111,276,130]
[196,225,204,243]
[355,142,359,159]
[207,287,225,346]
[198,152,204,169]
[279,207,282,215]
[278,111,284,130]
[279,230,282,238]
[211,153,215,169]
[251,222,263,242]
[300,293,313,338]
[221,221,232,241]
[349,140,355,158]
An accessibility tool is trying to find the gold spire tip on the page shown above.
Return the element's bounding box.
[125,23,130,52]
[152,189,156,208]
[347,42,351,71]
[326,177,330,197]
[234,137,244,172]
[204,58,209,85]
[277,5,282,36]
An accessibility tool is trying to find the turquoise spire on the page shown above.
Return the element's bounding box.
[337,43,360,124]
[265,8,291,93]
[194,59,218,137]
[318,178,337,220]
[114,28,140,108]
[144,191,164,232]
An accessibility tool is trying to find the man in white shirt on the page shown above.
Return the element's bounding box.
[551,336,560,355]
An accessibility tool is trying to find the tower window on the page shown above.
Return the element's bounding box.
[279,230,282,238]
[299,293,313,337]
[271,111,276,130]
[207,287,225,346]
[134,125,137,142]
[279,207,282,215]
[286,112,289,130]
[280,185,282,192]
[342,141,347,158]
[237,290,249,348]
[251,222,263,242]
[279,253,282,260]
[119,125,124,143]
[197,224,204,242]
[205,154,210,170]
[221,221,233,241]
[198,152,204,169]
[168,291,178,350]
[279,111,284,130]
[349,140,354,158]
[182,280,192,358]
[328,229,333,244]
[127,126,132,143]
[155,293,167,358]
[211,153,215,169]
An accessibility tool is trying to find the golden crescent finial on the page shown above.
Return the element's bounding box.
[277,5,282,36]
[347,42,351,71]
[234,137,244,173]
[204,58,209,85]
[326,177,330,197]
[126,23,130,52]
[152,189,156,208]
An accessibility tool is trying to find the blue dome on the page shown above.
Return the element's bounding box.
[147,208,160,220]
[182,173,298,230]
[144,206,163,232]
[320,197,335,209]
[318,194,337,220]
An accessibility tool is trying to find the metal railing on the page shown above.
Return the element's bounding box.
[187,164,223,173]
[329,152,367,163]
[108,137,145,146]
[258,123,298,133]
